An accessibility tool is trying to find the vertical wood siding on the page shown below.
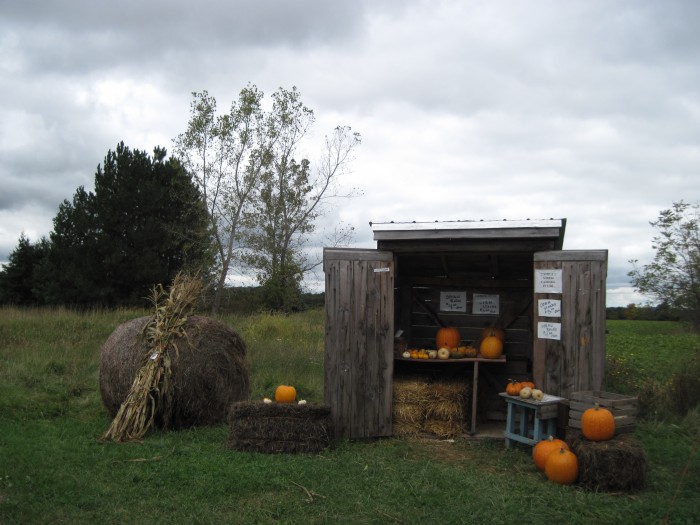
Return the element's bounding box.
[323,249,394,439]
[533,251,607,398]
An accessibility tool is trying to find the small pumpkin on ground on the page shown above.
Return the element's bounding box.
[275,385,297,404]
[533,436,570,472]
[545,447,579,485]
[581,403,616,441]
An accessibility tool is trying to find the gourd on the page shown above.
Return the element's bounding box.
[437,347,451,360]
[581,403,616,441]
[461,345,478,358]
[519,386,532,399]
[436,327,461,350]
[533,436,569,472]
[545,447,579,485]
[274,385,297,404]
[480,335,503,359]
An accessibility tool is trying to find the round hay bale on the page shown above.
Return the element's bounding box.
[566,429,648,492]
[99,315,249,429]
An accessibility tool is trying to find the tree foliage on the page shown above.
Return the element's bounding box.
[0,234,50,305]
[0,142,213,307]
[173,87,270,312]
[629,200,700,331]
[174,85,361,312]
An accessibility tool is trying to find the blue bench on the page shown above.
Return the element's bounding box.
[499,392,564,447]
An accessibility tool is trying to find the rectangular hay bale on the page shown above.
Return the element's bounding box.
[567,390,638,434]
[227,401,333,454]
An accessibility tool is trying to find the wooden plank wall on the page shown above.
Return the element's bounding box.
[323,249,394,439]
[533,251,607,399]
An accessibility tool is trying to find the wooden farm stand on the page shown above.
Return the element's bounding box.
[323,219,608,440]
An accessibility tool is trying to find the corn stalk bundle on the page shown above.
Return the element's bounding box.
[100,273,202,443]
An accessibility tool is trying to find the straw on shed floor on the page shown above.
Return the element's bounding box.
[228,402,333,454]
[393,375,471,438]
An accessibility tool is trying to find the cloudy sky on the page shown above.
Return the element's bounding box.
[2,0,699,306]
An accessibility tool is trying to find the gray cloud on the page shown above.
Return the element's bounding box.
[1,0,699,305]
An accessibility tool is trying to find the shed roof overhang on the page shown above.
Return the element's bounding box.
[370,218,566,254]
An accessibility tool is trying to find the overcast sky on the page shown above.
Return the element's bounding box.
[2,0,699,306]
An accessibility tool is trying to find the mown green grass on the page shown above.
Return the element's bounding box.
[1,308,699,524]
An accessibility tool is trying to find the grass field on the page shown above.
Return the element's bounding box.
[1,308,699,524]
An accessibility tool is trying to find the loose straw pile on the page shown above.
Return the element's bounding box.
[100,273,202,443]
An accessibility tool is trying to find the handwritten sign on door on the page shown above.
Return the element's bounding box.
[538,299,561,317]
[535,269,563,293]
[537,321,561,340]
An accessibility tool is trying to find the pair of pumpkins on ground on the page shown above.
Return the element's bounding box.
[435,326,504,359]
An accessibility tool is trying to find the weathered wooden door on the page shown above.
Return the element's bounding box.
[323,248,394,439]
[532,250,607,398]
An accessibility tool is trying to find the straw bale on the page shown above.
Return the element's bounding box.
[425,400,464,422]
[392,419,423,437]
[227,401,332,454]
[424,418,466,439]
[392,375,471,438]
[393,402,425,424]
[99,315,249,429]
[566,429,648,492]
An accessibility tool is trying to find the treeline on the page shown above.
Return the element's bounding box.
[0,85,361,313]
[606,303,680,321]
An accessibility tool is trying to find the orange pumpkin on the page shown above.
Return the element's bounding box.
[274,385,297,404]
[480,336,503,359]
[545,447,579,485]
[505,380,522,396]
[533,436,569,472]
[481,326,505,342]
[521,380,536,390]
[436,326,461,350]
[581,403,616,441]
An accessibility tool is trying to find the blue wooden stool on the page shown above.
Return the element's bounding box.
[498,392,564,448]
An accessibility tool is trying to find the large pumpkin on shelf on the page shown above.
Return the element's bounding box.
[436,326,460,349]
[481,326,505,342]
[480,336,503,359]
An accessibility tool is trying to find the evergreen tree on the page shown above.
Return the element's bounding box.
[0,234,49,305]
[36,143,213,306]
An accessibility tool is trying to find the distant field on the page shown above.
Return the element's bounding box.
[1,308,698,524]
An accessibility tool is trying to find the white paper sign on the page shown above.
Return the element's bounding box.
[472,293,500,315]
[537,321,562,340]
[440,291,466,312]
[535,269,563,293]
[538,299,561,317]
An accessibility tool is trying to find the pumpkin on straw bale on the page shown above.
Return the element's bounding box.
[227,401,333,454]
[99,274,249,442]
[566,429,648,492]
